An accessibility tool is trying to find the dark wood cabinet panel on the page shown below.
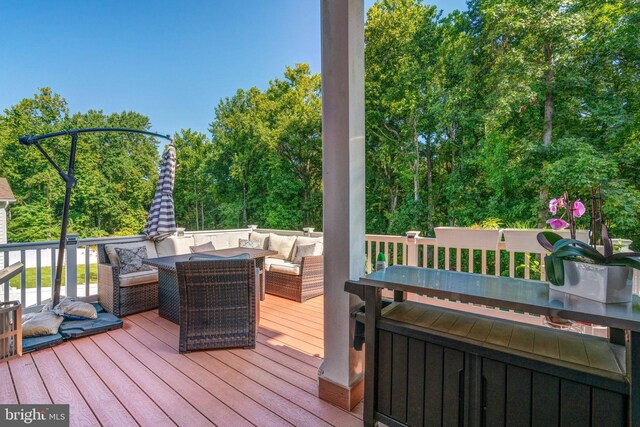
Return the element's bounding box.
[371,301,628,427]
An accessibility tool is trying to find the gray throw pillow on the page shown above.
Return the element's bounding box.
[292,243,317,264]
[115,246,153,274]
[190,241,215,253]
[239,238,261,249]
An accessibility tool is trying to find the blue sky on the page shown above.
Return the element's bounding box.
[0,0,467,140]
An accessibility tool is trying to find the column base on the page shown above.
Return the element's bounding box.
[318,374,364,411]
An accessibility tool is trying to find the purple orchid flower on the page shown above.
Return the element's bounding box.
[572,199,586,218]
[549,197,564,215]
[546,218,569,230]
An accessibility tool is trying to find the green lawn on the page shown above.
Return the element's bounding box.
[9,264,98,289]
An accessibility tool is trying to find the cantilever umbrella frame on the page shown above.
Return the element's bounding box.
[19,128,173,308]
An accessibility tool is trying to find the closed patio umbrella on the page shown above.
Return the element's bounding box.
[144,142,177,240]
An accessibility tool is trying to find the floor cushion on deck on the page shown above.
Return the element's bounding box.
[59,312,123,340]
[53,297,98,320]
[22,311,64,338]
[22,334,64,353]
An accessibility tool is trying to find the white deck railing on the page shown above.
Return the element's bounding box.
[0,227,634,313]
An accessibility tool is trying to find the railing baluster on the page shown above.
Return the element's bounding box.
[36,249,42,305]
[455,248,461,271]
[481,250,487,275]
[366,241,372,273]
[540,254,546,281]
[50,248,56,302]
[444,248,450,270]
[524,253,531,280]
[85,245,91,296]
[3,251,8,302]
[495,249,501,276]
[433,245,439,269]
[20,251,26,306]
[509,252,515,278]
[468,249,473,273]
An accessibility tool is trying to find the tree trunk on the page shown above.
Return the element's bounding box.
[542,42,555,146]
[242,182,247,226]
[426,137,434,233]
[413,121,420,202]
[194,180,199,230]
[201,203,205,230]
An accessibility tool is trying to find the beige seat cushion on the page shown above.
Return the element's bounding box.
[22,311,63,337]
[265,258,288,270]
[119,269,159,287]
[250,231,270,249]
[290,236,323,261]
[105,241,158,267]
[269,262,301,276]
[268,233,298,259]
[155,236,194,257]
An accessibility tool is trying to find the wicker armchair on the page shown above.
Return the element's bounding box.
[175,258,257,353]
[97,244,159,317]
[265,255,323,303]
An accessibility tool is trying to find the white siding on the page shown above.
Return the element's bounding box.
[0,207,5,244]
[0,206,5,266]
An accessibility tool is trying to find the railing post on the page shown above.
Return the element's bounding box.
[303,227,315,236]
[65,234,78,299]
[406,231,420,267]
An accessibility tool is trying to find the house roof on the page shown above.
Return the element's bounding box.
[0,178,15,202]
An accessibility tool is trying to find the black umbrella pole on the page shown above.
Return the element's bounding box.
[53,186,72,307]
[52,134,78,307]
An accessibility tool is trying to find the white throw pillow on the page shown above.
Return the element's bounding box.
[268,233,298,259]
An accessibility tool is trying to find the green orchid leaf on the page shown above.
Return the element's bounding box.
[552,239,605,262]
[544,255,565,286]
[537,231,562,252]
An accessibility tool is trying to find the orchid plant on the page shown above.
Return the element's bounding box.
[545,191,585,239]
[538,188,640,286]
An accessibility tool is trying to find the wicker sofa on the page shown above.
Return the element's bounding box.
[97,229,324,316]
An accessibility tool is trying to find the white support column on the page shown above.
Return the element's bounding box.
[319,0,365,410]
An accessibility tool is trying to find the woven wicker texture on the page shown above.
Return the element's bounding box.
[97,244,158,317]
[176,259,257,353]
[265,255,324,302]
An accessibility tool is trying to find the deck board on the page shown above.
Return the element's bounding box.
[0,360,18,404]
[9,354,52,404]
[31,348,99,427]
[52,342,138,427]
[1,295,360,427]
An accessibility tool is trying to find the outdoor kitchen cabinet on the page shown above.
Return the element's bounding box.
[346,266,640,427]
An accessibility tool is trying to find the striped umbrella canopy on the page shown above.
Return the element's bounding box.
[144,143,177,240]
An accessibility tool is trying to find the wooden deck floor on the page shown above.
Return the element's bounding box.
[1,295,363,427]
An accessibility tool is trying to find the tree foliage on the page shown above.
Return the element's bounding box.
[1,0,638,249]
[0,88,160,240]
